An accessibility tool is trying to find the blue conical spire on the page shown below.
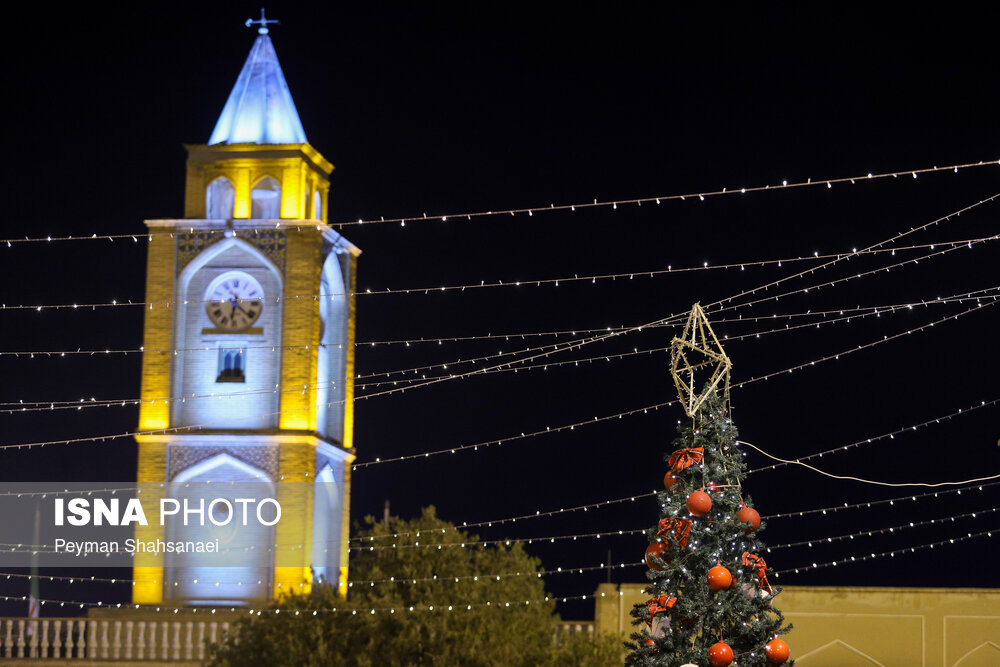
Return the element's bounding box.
[208,34,307,145]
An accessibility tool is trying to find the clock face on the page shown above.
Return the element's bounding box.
[205,272,264,331]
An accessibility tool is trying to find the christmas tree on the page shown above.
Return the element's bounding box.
[626,305,792,666]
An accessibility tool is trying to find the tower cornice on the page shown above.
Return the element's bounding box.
[185,142,334,176]
[143,218,361,258]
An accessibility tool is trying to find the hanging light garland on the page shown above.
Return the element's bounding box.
[3,235,992,313]
[0,590,605,616]
[775,527,998,576]
[766,506,1000,552]
[6,278,1000,362]
[352,299,997,469]
[2,159,996,246]
[0,560,643,590]
[1,296,992,467]
[4,284,997,417]
[3,194,995,420]
[765,481,999,520]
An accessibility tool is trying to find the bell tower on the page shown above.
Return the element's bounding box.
[133,17,359,606]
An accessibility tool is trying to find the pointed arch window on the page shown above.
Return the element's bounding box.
[312,465,341,584]
[206,177,236,219]
[313,190,322,221]
[217,347,246,383]
[250,177,281,219]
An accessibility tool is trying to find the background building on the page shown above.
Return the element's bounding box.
[592,583,1000,666]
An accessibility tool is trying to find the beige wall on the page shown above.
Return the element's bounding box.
[595,583,1000,666]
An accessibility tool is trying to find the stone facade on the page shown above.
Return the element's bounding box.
[595,582,1000,666]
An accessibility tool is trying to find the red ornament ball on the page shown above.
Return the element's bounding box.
[686,490,712,516]
[708,640,734,666]
[737,505,761,532]
[765,639,791,664]
[645,542,668,570]
[663,473,680,492]
[707,564,733,591]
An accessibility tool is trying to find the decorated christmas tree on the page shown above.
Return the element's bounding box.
[626,305,792,667]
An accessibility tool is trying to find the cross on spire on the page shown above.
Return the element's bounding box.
[245,8,279,35]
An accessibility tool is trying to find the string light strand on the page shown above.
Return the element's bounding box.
[0,293,991,462]
[354,491,657,543]
[4,281,999,362]
[766,506,1000,552]
[3,199,995,454]
[331,160,1000,229]
[3,236,992,313]
[3,159,996,246]
[5,285,998,415]
[353,298,997,468]
[0,560,643,589]
[0,590,613,615]
[774,527,998,576]
[764,481,1000,520]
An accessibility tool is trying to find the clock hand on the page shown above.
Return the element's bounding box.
[227,292,252,312]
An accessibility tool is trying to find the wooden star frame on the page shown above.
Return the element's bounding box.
[670,303,732,418]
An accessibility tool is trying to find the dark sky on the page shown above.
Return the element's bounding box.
[1,4,999,618]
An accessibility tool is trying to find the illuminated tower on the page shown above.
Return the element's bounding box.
[133,19,358,606]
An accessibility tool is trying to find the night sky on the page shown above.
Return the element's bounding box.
[1,4,999,619]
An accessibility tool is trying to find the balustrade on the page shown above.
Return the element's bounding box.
[0,617,231,660]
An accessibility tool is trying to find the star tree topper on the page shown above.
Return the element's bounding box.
[670,303,732,417]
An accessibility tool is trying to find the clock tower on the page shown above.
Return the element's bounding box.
[133,23,359,606]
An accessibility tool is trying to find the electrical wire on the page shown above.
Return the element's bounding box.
[739,439,1000,488]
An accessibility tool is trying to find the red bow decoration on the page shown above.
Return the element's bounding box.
[646,594,677,619]
[742,552,772,594]
[657,517,692,548]
[668,447,704,472]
